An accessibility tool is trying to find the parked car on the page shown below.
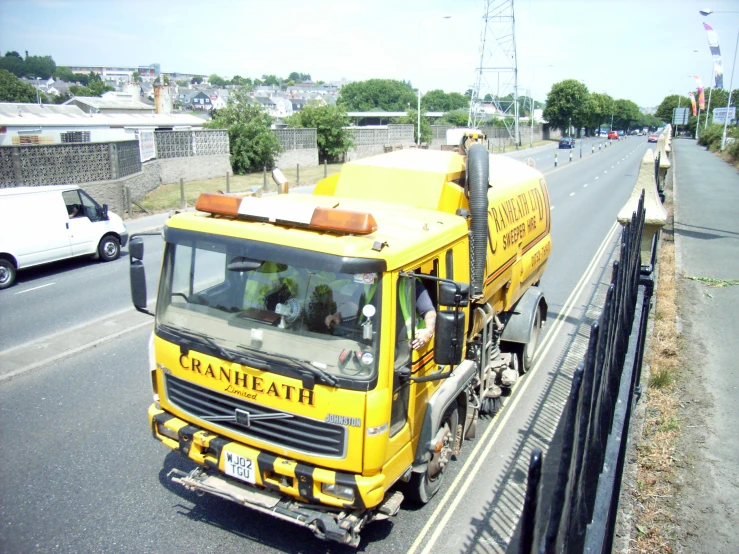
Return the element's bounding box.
[599,131,609,138]
[0,185,128,289]
[607,131,619,140]
[617,130,625,137]
[647,134,659,143]
[559,137,576,149]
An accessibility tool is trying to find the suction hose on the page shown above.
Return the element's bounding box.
[466,143,489,297]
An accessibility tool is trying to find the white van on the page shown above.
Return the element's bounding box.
[0,185,128,289]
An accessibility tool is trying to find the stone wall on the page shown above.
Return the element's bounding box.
[346,124,415,161]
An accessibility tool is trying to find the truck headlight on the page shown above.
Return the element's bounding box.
[321,483,355,502]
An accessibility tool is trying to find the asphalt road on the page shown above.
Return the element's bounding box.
[0,136,651,553]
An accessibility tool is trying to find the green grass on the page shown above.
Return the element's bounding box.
[685,275,739,288]
[138,163,343,213]
[649,369,673,390]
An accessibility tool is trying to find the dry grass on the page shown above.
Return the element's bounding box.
[137,163,343,213]
[630,225,681,553]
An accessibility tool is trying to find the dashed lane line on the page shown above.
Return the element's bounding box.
[15,283,55,294]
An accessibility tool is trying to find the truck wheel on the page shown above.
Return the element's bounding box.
[405,401,458,505]
[98,236,120,262]
[520,305,542,373]
[0,258,16,290]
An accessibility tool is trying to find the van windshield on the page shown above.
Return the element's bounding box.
[156,228,382,388]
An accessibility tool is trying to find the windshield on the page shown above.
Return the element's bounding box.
[156,228,383,388]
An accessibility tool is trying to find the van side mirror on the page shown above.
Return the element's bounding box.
[434,309,465,365]
[438,281,469,307]
[129,236,152,316]
[102,204,109,220]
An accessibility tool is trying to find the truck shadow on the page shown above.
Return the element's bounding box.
[157,451,393,552]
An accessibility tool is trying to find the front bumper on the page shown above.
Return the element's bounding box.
[149,405,386,511]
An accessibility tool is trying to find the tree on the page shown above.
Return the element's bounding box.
[176,79,189,87]
[542,79,590,133]
[613,98,641,131]
[262,74,280,86]
[421,89,450,111]
[0,69,38,102]
[394,110,431,144]
[52,91,72,104]
[53,66,77,83]
[287,101,354,162]
[440,108,470,126]
[447,92,469,110]
[208,74,226,87]
[69,72,113,97]
[162,75,170,85]
[205,86,282,174]
[0,52,25,77]
[655,94,690,123]
[338,78,417,112]
[24,55,56,79]
[288,72,311,82]
[584,92,615,134]
[191,75,203,84]
[132,71,141,83]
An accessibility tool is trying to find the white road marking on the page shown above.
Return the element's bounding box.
[595,176,599,180]
[583,184,588,187]
[570,192,575,196]
[15,283,55,294]
[409,222,621,554]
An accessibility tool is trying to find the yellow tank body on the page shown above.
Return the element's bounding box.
[315,149,551,315]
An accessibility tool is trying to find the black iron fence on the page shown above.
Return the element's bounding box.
[519,192,655,553]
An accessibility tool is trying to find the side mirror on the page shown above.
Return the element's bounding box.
[438,281,469,307]
[102,204,109,220]
[129,236,144,261]
[434,309,466,365]
[128,237,151,315]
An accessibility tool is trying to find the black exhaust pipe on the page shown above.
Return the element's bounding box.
[466,143,489,297]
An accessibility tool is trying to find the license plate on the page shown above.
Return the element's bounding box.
[223,451,256,484]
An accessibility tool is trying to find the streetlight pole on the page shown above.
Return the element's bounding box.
[417,89,421,146]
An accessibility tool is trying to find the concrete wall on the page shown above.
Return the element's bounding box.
[64,154,232,217]
[276,148,319,168]
[156,154,232,184]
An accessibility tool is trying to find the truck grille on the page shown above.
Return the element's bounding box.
[164,374,347,458]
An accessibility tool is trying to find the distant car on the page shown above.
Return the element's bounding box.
[559,137,575,149]
[607,131,619,140]
[599,131,609,138]
[617,130,625,137]
[647,134,659,143]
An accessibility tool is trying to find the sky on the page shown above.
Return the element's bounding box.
[1,0,738,108]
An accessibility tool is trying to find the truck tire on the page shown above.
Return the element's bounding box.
[405,400,458,504]
[519,305,542,373]
[98,235,120,262]
[0,258,16,290]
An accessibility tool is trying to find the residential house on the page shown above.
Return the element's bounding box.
[182,90,212,111]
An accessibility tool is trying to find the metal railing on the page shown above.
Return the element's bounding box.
[519,192,655,553]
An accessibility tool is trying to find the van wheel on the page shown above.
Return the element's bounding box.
[404,401,458,505]
[0,259,17,290]
[98,236,120,262]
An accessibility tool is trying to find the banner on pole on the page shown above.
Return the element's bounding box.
[693,75,705,110]
[703,23,724,89]
[688,93,697,117]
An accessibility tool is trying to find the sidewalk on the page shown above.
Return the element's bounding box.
[669,138,739,551]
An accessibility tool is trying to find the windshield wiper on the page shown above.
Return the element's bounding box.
[234,345,339,389]
[159,325,270,370]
